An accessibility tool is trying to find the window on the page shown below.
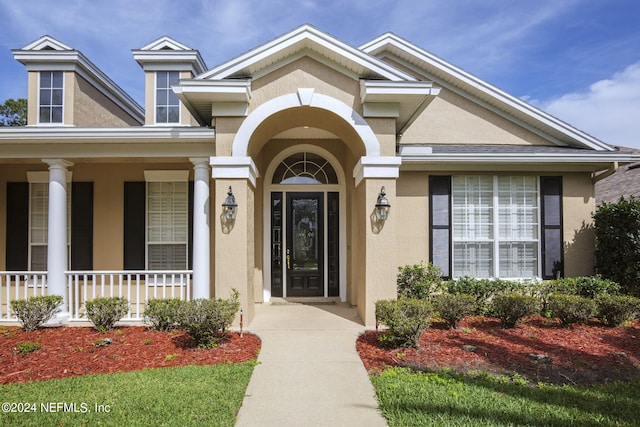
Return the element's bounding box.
[39,71,63,124]
[452,176,539,278]
[272,152,338,184]
[155,71,180,124]
[146,181,188,269]
[29,182,71,270]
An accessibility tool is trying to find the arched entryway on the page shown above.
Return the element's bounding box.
[262,145,347,301]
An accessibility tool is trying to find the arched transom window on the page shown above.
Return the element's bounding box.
[272,152,338,184]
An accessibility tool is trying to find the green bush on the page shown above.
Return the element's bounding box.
[446,277,526,313]
[544,277,620,298]
[85,297,129,331]
[491,293,540,329]
[547,294,596,327]
[432,293,476,329]
[177,289,240,348]
[595,294,640,327]
[375,299,433,348]
[144,298,183,331]
[10,295,63,332]
[594,196,640,296]
[396,262,444,300]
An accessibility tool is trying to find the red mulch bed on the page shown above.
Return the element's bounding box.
[0,326,260,384]
[357,317,640,385]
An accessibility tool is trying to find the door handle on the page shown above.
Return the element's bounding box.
[286,249,291,269]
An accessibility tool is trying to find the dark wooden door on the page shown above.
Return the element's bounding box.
[286,192,324,297]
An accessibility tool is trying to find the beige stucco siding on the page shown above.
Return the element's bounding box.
[401,88,555,146]
[73,75,140,126]
[251,56,360,115]
[562,172,596,277]
[395,172,430,265]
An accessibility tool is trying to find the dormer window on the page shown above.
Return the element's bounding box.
[39,71,63,124]
[155,71,180,124]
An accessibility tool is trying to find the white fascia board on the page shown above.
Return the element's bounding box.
[0,126,214,142]
[138,36,194,52]
[132,50,207,75]
[210,156,259,187]
[400,152,640,164]
[199,25,416,81]
[175,79,251,102]
[360,80,440,102]
[352,156,402,186]
[362,35,615,152]
[20,35,73,51]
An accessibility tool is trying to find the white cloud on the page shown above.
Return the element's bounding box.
[541,62,640,149]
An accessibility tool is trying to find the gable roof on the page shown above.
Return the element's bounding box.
[132,36,207,75]
[361,33,615,152]
[198,24,416,81]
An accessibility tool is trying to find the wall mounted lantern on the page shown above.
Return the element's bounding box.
[222,186,238,221]
[375,186,390,221]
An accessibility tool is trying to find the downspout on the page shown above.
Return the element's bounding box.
[591,162,619,184]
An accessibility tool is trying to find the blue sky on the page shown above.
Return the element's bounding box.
[1,0,639,148]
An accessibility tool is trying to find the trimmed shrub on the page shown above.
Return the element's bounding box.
[446,277,526,314]
[491,293,540,329]
[432,293,476,329]
[544,277,620,299]
[375,299,433,348]
[10,295,63,332]
[397,262,444,300]
[177,289,240,348]
[85,297,129,331]
[547,294,596,327]
[595,294,640,327]
[594,196,640,296]
[144,298,183,331]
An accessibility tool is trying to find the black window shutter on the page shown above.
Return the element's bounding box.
[188,180,194,270]
[6,182,29,271]
[124,182,145,270]
[540,176,564,279]
[429,176,452,279]
[71,182,93,270]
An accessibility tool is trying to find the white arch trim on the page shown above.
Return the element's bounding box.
[231,88,381,157]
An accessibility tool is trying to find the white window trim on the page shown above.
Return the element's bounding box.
[144,170,189,270]
[153,71,181,125]
[452,175,540,279]
[37,71,65,125]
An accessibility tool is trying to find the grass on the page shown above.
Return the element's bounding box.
[0,362,255,427]
[371,367,640,427]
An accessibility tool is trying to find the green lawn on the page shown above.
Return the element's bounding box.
[0,362,255,427]
[372,367,640,427]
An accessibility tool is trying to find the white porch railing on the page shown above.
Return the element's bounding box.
[0,271,192,322]
[1,272,48,321]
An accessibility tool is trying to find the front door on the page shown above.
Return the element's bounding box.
[286,192,324,297]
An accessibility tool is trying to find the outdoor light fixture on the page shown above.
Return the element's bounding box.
[222,186,238,221]
[375,186,390,221]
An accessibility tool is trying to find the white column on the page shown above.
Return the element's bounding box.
[190,158,211,299]
[44,159,72,317]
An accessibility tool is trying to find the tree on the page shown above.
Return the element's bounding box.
[593,196,640,296]
[0,98,27,126]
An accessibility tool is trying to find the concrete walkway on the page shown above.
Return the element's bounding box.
[235,301,388,427]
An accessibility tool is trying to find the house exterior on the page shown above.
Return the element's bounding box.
[1,25,638,326]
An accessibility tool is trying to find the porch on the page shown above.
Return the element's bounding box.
[0,270,192,322]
